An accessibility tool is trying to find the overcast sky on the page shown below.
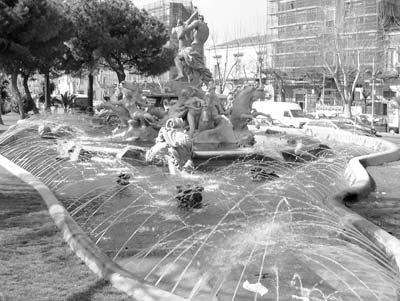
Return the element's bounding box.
[133,0,267,44]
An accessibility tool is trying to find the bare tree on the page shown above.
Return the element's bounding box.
[210,37,241,94]
[315,4,385,118]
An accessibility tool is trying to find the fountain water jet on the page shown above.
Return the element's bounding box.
[0,114,399,300]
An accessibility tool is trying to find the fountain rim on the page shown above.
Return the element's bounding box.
[309,128,400,272]
[0,128,400,300]
[0,154,186,301]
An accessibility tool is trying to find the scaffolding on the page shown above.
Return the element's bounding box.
[141,0,193,29]
[266,0,390,71]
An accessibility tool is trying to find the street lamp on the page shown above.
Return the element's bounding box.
[213,54,222,93]
[233,52,243,81]
[365,57,377,127]
[256,50,267,88]
[371,56,377,127]
[212,55,222,78]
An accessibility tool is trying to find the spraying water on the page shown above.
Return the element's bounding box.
[0,114,399,300]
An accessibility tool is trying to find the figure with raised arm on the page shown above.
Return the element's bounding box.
[171,19,191,52]
[174,8,213,86]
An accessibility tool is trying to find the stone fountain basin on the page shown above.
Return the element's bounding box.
[1,120,400,300]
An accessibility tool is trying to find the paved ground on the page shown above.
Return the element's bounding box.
[0,112,399,300]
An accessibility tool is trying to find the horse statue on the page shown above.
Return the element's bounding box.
[190,84,237,145]
[229,85,267,146]
[96,81,163,141]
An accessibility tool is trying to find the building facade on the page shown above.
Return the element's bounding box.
[206,35,275,95]
[269,0,384,69]
[140,0,194,80]
[267,0,400,112]
[141,0,193,30]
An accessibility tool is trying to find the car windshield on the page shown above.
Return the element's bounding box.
[290,110,305,117]
[332,120,354,130]
[358,116,370,124]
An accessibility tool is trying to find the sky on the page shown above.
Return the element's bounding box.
[132,0,267,45]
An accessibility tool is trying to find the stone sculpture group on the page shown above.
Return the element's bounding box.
[95,7,268,173]
[97,81,267,172]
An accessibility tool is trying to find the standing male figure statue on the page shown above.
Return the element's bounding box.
[174,9,213,86]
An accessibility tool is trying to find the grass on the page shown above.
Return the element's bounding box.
[0,112,129,300]
[0,193,130,301]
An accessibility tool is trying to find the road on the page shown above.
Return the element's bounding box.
[380,133,400,146]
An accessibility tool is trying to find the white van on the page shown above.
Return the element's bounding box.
[252,101,310,128]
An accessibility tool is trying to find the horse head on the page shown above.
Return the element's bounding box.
[234,86,264,107]
[120,81,141,98]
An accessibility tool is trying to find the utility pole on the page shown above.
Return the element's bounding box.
[322,72,325,104]
[371,56,375,127]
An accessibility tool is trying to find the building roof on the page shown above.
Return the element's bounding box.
[209,34,269,50]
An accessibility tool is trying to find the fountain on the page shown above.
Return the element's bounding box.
[1,8,400,300]
[1,112,400,300]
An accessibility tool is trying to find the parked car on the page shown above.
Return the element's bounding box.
[344,118,377,136]
[305,112,329,119]
[355,114,387,132]
[70,94,90,112]
[303,118,378,136]
[356,114,384,124]
[249,115,289,133]
[252,101,310,128]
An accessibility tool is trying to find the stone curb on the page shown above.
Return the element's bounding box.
[0,155,186,301]
[307,128,400,272]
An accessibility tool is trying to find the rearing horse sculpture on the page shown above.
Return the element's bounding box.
[97,81,162,129]
[229,86,267,131]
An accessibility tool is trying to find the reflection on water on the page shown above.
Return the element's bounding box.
[0,115,399,300]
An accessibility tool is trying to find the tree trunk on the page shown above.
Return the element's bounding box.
[280,89,286,102]
[115,69,126,83]
[0,98,3,125]
[22,73,39,114]
[361,100,367,114]
[87,73,94,115]
[10,72,25,119]
[110,59,126,83]
[44,71,51,111]
[344,101,352,118]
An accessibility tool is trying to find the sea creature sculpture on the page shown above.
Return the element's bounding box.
[249,167,280,182]
[175,184,204,209]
